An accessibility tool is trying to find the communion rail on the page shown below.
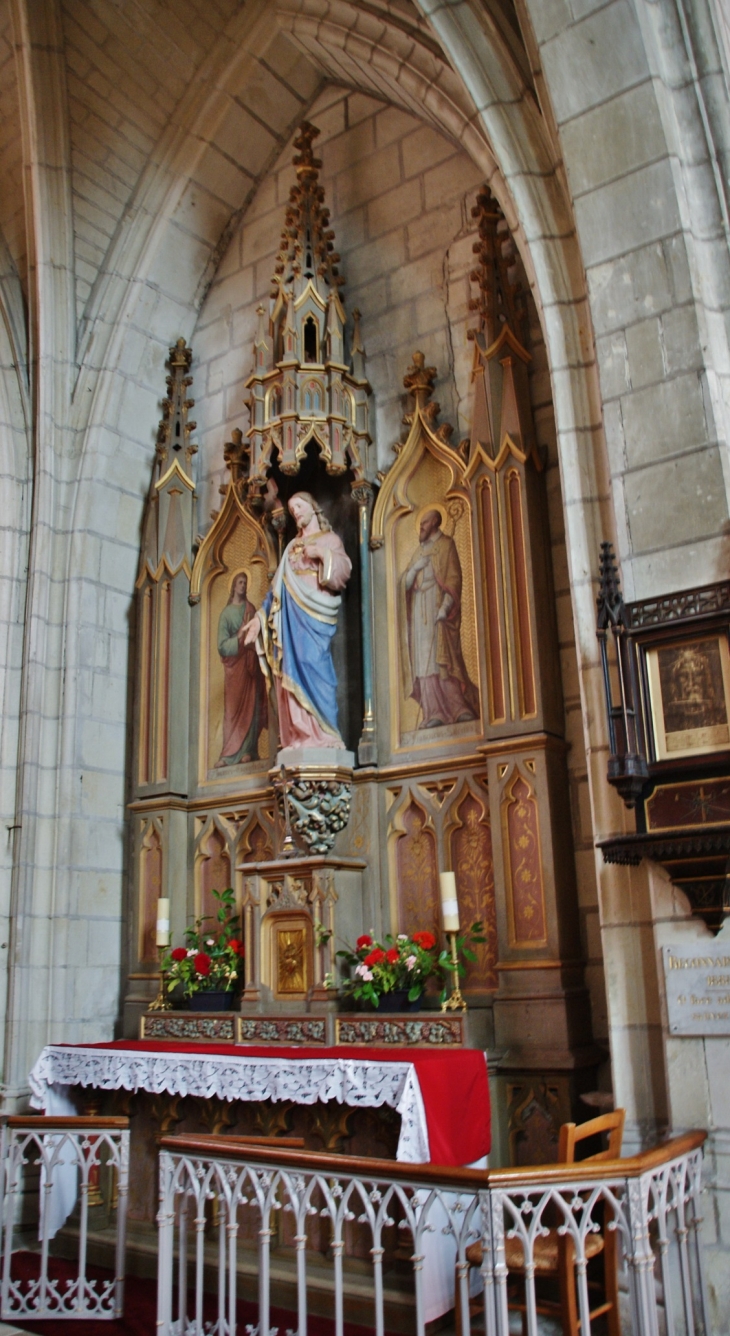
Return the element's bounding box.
[157,1128,709,1336]
[0,1114,130,1321]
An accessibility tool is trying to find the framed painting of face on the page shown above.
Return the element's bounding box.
[646,633,730,760]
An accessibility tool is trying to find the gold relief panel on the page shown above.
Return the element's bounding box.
[191,486,276,784]
[501,767,548,948]
[262,913,313,1000]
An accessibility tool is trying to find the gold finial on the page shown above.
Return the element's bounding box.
[293,121,322,177]
[403,351,438,409]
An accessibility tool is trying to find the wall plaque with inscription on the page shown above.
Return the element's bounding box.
[662,943,730,1035]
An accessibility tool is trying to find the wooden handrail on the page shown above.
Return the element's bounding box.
[4,1116,129,1130]
[159,1128,707,1189]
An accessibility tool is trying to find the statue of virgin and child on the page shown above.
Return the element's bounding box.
[238,492,352,752]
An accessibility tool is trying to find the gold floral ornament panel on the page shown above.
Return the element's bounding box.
[502,771,547,947]
[191,482,275,781]
[393,797,440,937]
[449,789,498,989]
[372,353,481,751]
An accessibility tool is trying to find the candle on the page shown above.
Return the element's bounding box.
[439,872,460,933]
[156,897,171,947]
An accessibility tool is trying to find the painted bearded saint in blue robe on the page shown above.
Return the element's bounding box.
[243,493,351,749]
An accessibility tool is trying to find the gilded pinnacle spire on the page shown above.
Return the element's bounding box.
[468,187,528,348]
[156,337,197,476]
[271,122,344,300]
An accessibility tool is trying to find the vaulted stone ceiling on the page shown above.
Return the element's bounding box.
[0,0,534,363]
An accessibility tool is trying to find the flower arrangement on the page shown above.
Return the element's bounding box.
[336,924,484,1009]
[161,887,245,1000]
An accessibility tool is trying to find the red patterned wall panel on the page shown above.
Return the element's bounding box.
[503,773,547,946]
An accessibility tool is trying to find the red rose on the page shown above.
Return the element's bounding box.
[385,947,399,964]
[356,934,373,951]
[194,952,211,976]
[228,939,242,954]
[412,931,436,951]
[170,947,187,962]
[364,948,385,967]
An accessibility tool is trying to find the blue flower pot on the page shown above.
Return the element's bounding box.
[188,991,235,1012]
[376,989,422,1012]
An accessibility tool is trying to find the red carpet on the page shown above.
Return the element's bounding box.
[8,1251,390,1335]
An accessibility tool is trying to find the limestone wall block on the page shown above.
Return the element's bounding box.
[586,239,676,334]
[621,372,708,464]
[624,316,665,390]
[560,80,667,197]
[335,142,400,212]
[540,0,649,123]
[626,446,727,549]
[575,159,680,269]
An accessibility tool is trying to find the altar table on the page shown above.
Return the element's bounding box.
[28,1040,491,1321]
[28,1039,491,1165]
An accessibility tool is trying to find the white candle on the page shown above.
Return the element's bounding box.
[156,897,171,947]
[439,872,460,933]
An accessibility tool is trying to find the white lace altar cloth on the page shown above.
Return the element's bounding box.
[28,1044,430,1162]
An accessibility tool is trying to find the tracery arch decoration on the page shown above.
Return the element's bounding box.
[386,786,440,939]
[139,816,165,964]
[194,813,235,927]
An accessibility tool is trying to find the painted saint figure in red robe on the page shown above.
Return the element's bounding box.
[215,571,267,766]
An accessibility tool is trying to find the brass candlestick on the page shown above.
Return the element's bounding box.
[440,931,467,1012]
[148,946,171,1011]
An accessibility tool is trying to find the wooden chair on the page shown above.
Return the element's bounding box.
[455,1108,625,1336]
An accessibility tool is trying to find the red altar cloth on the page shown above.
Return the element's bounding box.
[74,1039,491,1166]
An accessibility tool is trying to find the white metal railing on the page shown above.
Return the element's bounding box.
[156,1129,710,1336]
[0,1114,129,1321]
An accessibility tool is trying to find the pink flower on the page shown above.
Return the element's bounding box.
[356,964,374,981]
[405,955,417,970]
